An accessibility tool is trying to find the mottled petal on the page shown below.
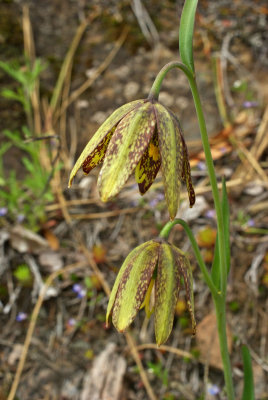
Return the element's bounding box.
[135,128,161,194]
[106,241,149,324]
[68,99,145,187]
[155,103,182,219]
[181,135,195,207]
[170,112,195,208]
[99,102,156,201]
[112,240,159,332]
[155,243,180,345]
[172,245,196,334]
[82,126,116,174]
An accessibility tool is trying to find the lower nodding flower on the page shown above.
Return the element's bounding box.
[68,98,195,220]
[106,239,196,345]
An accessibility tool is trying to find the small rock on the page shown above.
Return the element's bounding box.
[244,182,264,196]
[8,344,23,366]
[85,67,97,79]
[77,99,89,109]
[113,65,130,79]
[177,196,208,221]
[0,229,9,246]
[38,250,63,273]
[158,91,173,107]
[92,111,107,125]
[124,81,140,100]
[175,96,189,110]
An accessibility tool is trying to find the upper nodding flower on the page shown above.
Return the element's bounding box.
[68,98,195,220]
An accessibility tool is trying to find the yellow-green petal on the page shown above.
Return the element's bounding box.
[99,102,156,201]
[154,243,180,345]
[172,245,196,334]
[68,99,145,187]
[155,104,182,220]
[112,240,159,332]
[106,241,149,325]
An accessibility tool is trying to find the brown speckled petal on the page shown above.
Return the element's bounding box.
[172,245,196,335]
[155,103,182,219]
[98,102,156,201]
[154,243,180,345]
[112,240,160,332]
[68,99,145,187]
[135,128,161,194]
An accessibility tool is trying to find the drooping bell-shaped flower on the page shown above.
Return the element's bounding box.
[68,98,195,220]
[106,239,196,345]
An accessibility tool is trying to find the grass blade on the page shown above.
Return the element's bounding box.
[211,178,231,288]
[179,0,198,75]
[241,345,255,400]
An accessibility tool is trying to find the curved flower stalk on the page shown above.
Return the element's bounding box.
[106,239,196,345]
[68,98,195,220]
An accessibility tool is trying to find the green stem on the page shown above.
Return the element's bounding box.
[148,61,193,101]
[160,219,218,298]
[214,296,235,399]
[187,76,227,297]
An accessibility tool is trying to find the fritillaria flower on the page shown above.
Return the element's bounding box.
[68,98,195,220]
[106,239,196,345]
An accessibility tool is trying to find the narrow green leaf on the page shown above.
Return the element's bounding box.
[222,178,231,275]
[211,233,220,290]
[241,345,255,400]
[0,61,26,85]
[211,178,231,289]
[1,89,23,103]
[0,142,12,157]
[22,157,35,174]
[179,0,198,75]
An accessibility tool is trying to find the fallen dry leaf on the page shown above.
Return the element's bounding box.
[196,313,232,369]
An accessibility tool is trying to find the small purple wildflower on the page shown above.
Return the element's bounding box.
[0,207,8,217]
[207,383,220,395]
[243,101,258,109]
[16,312,28,322]
[77,288,87,299]
[149,192,165,208]
[72,283,86,298]
[219,146,227,154]
[247,219,255,227]
[67,318,77,327]
[197,161,206,171]
[205,209,216,219]
[17,214,25,223]
[72,283,82,293]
